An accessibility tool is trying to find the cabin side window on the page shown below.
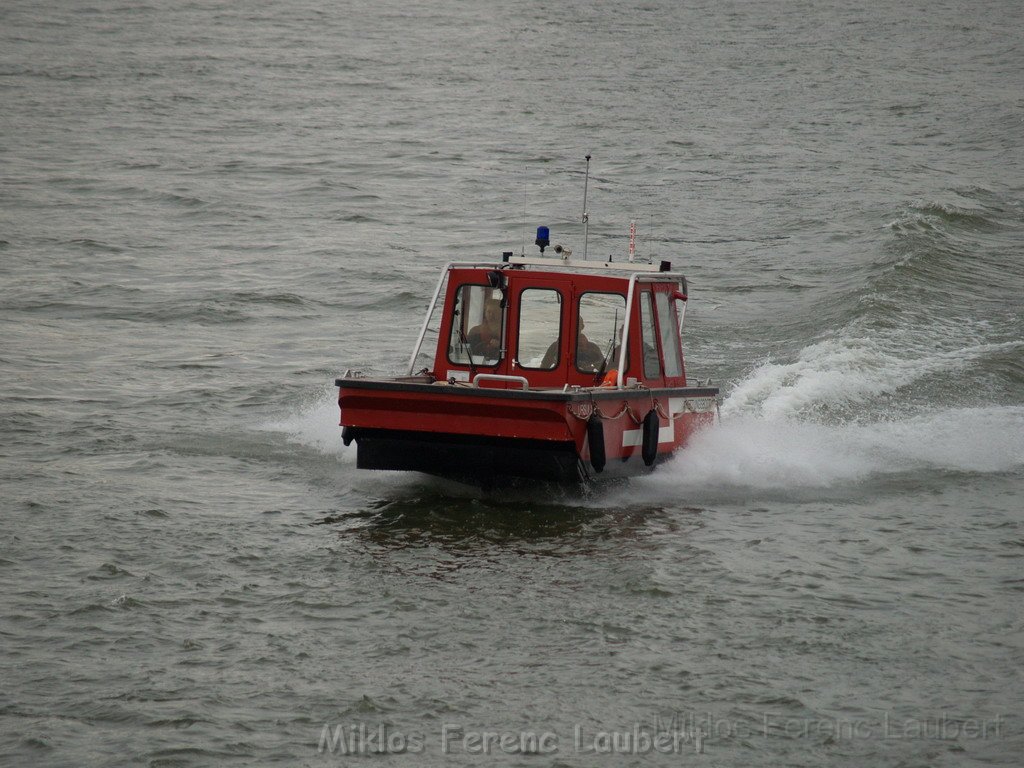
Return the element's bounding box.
[576,292,628,374]
[655,291,683,377]
[640,291,661,378]
[518,289,562,370]
[448,284,503,366]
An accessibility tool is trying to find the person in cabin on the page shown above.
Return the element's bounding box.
[467,300,502,359]
[575,317,607,370]
[541,315,604,370]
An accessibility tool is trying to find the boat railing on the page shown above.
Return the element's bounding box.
[472,374,530,390]
[407,261,507,375]
[616,271,688,389]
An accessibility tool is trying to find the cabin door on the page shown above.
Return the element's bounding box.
[508,278,572,388]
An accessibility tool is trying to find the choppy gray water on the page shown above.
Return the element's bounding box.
[2,1,1023,766]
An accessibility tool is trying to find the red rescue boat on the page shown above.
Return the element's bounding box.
[338,156,717,486]
[336,246,719,486]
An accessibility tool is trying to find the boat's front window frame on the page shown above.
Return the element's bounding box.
[446,282,504,367]
[640,290,661,378]
[655,290,683,378]
[516,287,563,370]
[575,291,629,375]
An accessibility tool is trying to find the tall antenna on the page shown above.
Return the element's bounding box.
[582,154,591,261]
[521,164,527,256]
[649,211,654,264]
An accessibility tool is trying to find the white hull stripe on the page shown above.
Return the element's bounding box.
[622,425,675,447]
[669,396,717,415]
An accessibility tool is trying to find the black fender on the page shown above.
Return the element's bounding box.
[587,416,606,473]
[641,409,659,466]
[342,426,355,446]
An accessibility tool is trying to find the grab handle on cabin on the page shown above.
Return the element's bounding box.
[472,374,530,390]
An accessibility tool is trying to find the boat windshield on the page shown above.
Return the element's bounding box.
[518,288,562,370]
[449,284,503,366]
[577,292,627,374]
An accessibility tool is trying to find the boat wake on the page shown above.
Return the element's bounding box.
[648,232,1024,498]
[260,378,1024,505]
[722,335,1022,423]
[631,327,1024,500]
[639,405,1024,496]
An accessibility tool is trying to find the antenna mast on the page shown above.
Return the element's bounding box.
[521,164,527,256]
[582,154,591,261]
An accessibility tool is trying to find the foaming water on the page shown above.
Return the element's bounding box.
[260,380,1024,507]
[724,336,1023,421]
[634,406,1024,501]
[257,387,351,460]
[643,331,1024,500]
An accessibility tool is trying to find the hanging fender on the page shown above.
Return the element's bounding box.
[641,409,659,466]
[587,415,606,473]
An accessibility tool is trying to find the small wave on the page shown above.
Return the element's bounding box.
[68,238,124,253]
[333,212,383,223]
[339,289,424,310]
[10,291,309,325]
[110,593,140,610]
[90,304,247,325]
[103,184,213,209]
[89,563,135,580]
[980,344,1024,386]
[885,102,928,115]
[35,69,100,81]
[134,508,168,518]
[722,334,1023,421]
[222,290,307,307]
[881,191,1019,280]
[892,200,1003,234]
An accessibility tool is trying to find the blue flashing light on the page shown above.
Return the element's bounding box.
[535,226,550,253]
